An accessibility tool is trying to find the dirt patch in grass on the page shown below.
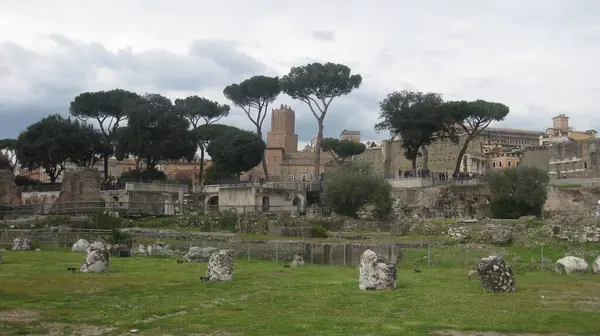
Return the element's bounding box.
[160,281,185,287]
[0,309,40,322]
[433,331,575,336]
[41,322,116,336]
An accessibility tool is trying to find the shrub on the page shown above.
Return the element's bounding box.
[310,225,328,238]
[119,169,167,182]
[105,228,133,247]
[87,213,124,230]
[14,175,42,186]
[322,162,393,219]
[484,167,549,219]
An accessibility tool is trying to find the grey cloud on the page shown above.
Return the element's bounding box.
[0,35,270,138]
[311,30,335,42]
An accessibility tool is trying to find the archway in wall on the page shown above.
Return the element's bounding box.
[293,197,301,214]
[262,196,270,212]
[207,196,219,211]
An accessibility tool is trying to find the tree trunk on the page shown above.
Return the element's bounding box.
[422,146,429,171]
[314,122,324,178]
[411,158,417,175]
[198,145,206,186]
[257,127,269,179]
[103,154,109,180]
[454,139,471,176]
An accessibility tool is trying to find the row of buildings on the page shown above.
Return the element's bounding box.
[245,107,599,181]
[15,106,599,184]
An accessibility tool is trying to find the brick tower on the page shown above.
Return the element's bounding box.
[266,104,298,153]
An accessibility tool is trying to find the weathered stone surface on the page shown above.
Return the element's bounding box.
[147,242,174,256]
[291,255,305,267]
[448,227,471,242]
[12,238,33,251]
[71,239,90,252]
[480,225,513,245]
[592,256,600,274]
[184,246,217,262]
[359,249,397,291]
[205,249,235,282]
[0,250,3,263]
[80,249,109,273]
[86,241,105,254]
[477,256,515,293]
[555,256,588,275]
[134,244,148,256]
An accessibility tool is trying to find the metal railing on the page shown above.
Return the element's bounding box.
[0,201,318,218]
[0,228,112,248]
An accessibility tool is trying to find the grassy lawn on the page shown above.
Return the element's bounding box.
[1,251,599,336]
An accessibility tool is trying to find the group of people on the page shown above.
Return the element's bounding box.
[394,169,484,180]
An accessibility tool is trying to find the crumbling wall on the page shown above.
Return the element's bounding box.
[0,170,20,204]
[544,185,600,215]
[51,168,102,214]
[391,185,492,219]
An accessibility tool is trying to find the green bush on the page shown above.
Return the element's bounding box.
[119,169,167,182]
[105,228,133,247]
[484,167,549,219]
[310,225,328,238]
[14,175,42,186]
[322,162,392,219]
[87,213,124,230]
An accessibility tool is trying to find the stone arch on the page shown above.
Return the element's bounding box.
[293,196,302,213]
[262,196,270,212]
[207,196,219,210]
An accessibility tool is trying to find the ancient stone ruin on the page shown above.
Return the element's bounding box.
[204,249,235,282]
[359,249,397,291]
[80,241,110,273]
[146,242,174,256]
[86,241,105,254]
[71,239,90,252]
[593,256,600,274]
[184,246,217,262]
[291,254,305,267]
[50,168,102,214]
[12,237,33,251]
[555,256,588,275]
[477,256,516,293]
[0,169,19,204]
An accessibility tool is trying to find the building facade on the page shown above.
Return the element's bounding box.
[246,104,342,182]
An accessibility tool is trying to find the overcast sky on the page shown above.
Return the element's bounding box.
[1,0,599,147]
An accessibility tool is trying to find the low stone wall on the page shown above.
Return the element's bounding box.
[178,240,408,266]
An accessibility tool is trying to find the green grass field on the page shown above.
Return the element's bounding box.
[1,250,599,336]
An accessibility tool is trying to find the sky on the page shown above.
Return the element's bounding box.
[1,0,599,149]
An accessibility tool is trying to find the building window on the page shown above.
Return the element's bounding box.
[507,160,511,167]
[492,162,496,168]
[516,161,519,166]
[499,161,502,168]
[584,162,588,169]
[288,174,295,182]
[301,174,307,182]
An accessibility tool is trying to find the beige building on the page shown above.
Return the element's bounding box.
[543,114,597,143]
[340,130,361,143]
[246,105,338,182]
[355,126,542,177]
